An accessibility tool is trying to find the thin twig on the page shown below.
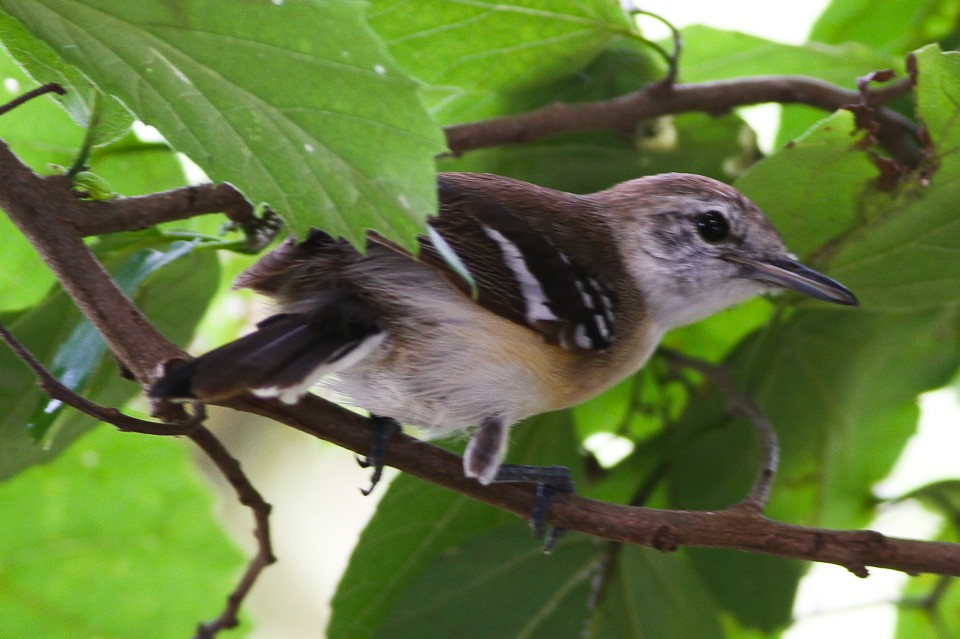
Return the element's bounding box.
[0,318,274,639]
[658,347,779,512]
[0,82,65,117]
[190,427,276,639]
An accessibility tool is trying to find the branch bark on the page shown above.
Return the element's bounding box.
[226,392,960,579]
[444,75,920,166]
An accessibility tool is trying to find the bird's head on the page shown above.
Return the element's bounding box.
[599,173,857,330]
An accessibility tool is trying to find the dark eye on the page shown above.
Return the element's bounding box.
[694,210,730,243]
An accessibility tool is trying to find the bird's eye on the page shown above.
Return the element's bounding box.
[694,210,730,243]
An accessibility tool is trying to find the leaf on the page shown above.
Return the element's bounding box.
[823,51,960,313]
[439,41,754,194]
[0,238,219,480]
[28,240,204,442]
[0,426,245,638]
[369,0,636,121]
[913,44,960,160]
[588,547,725,639]
[0,10,131,146]
[736,109,881,260]
[329,411,583,639]
[378,526,599,639]
[668,308,960,629]
[811,0,960,55]
[0,0,447,248]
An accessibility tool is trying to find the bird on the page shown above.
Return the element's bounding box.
[151,171,856,498]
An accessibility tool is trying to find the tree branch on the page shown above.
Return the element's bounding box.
[227,392,960,578]
[444,75,920,166]
[0,140,181,383]
[72,183,257,236]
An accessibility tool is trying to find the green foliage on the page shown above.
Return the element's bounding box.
[0,426,245,639]
[0,0,958,638]
[0,0,446,248]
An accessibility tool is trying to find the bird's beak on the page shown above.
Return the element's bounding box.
[724,254,858,306]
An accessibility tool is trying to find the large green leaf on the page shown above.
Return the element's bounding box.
[0,426,244,638]
[369,0,636,122]
[329,411,583,639]
[379,526,599,639]
[736,109,881,260]
[588,547,725,639]
[811,0,960,55]
[0,0,446,248]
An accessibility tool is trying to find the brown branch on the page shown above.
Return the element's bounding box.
[189,427,276,639]
[0,141,181,383]
[0,318,274,639]
[73,183,257,236]
[444,75,920,166]
[230,392,960,578]
[659,348,779,512]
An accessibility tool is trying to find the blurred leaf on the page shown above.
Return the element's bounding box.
[913,44,960,159]
[0,11,131,145]
[811,0,960,55]
[329,411,583,639]
[442,113,757,194]
[668,308,960,629]
[0,426,244,638]
[0,0,446,248]
[588,546,725,639]
[675,26,900,145]
[895,576,960,639]
[0,238,219,480]
[370,0,636,122]
[28,240,204,442]
[379,526,599,639]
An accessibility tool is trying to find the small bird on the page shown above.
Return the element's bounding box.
[151,172,856,493]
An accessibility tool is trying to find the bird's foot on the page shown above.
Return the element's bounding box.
[492,464,575,552]
[356,415,401,496]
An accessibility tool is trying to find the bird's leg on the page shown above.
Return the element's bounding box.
[356,414,401,496]
[492,464,575,552]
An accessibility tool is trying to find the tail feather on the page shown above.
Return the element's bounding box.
[150,293,381,402]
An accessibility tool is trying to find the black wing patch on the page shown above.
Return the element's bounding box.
[425,179,617,351]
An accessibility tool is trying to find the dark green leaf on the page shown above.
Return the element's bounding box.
[668,308,960,629]
[379,526,599,639]
[0,426,245,638]
[0,0,446,248]
[736,110,880,260]
[588,546,725,639]
[329,411,583,639]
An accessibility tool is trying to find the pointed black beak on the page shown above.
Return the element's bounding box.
[724,254,858,306]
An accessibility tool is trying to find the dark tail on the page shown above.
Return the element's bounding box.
[150,293,381,403]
